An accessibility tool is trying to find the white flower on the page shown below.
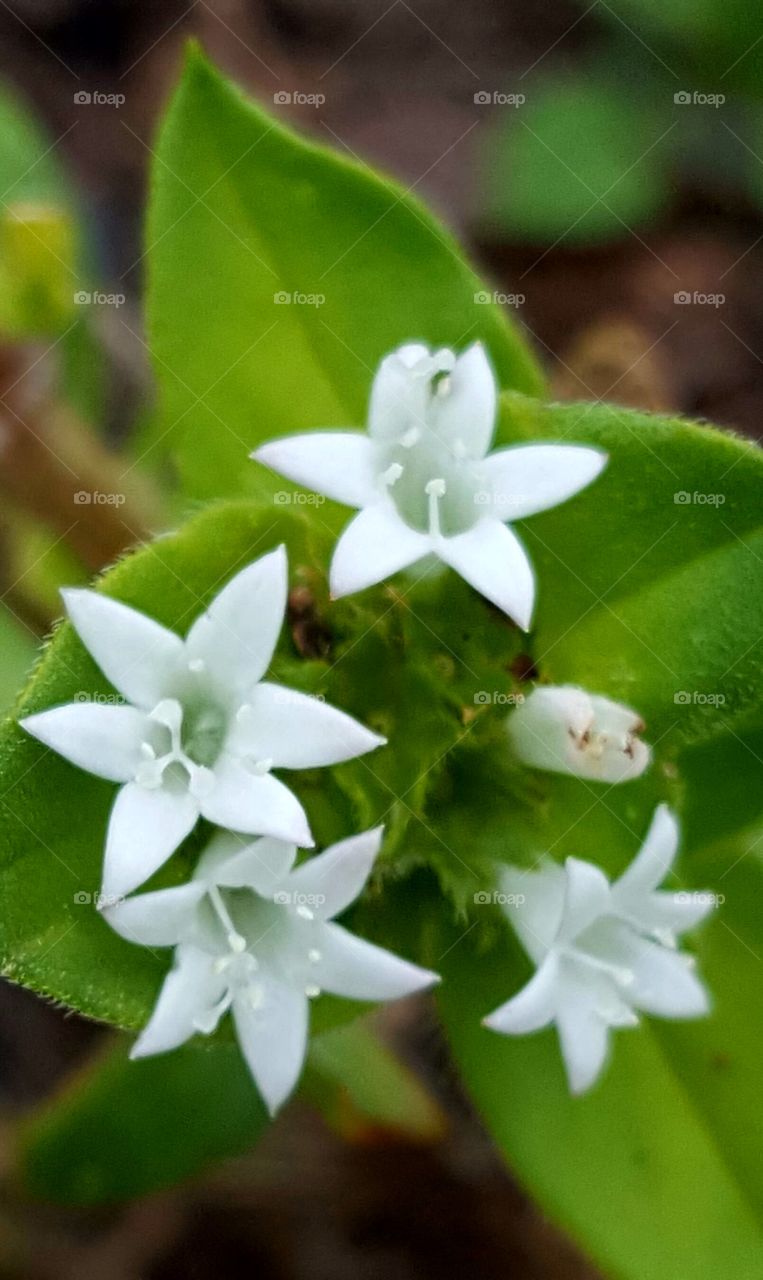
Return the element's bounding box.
[508,685,651,783]
[104,826,439,1114]
[20,547,384,900]
[253,342,606,629]
[483,806,714,1094]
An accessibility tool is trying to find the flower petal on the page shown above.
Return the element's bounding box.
[102,782,199,900]
[200,760,313,847]
[62,589,184,710]
[232,976,308,1115]
[330,501,431,598]
[438,519,535,629]
[556,986,611,1094]
[185,546,287,693]
[483,954,559,1034]
[613,805,679,899]
[368,343,437,442]
[311,922,439,1000]
[104,881,206,946]
[637,890,716,937]
[232,682,385,769]
[593,921,711,1019]
[482,444,607,520]
[429,342,496,459]
[20,702,149,782]
[556,857,611,946]
[285,827,383,920]
[501,861,567,965]
[253,432,378,508]
[197,830,298,896]
[131,945,226,1059]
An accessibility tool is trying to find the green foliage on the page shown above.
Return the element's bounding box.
[144,45,543,501]
[486,77,669,244]
[18,1017,441,1205]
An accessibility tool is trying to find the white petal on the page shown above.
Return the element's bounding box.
[285,827,383,920]
[197,830,297,896]
[232,682,385,769]
[103,881,206,945]
[613,805,680,899]
[330,501,431,597]
[102,782,199,900]
[311,922,439,1001]
[482,444,607,520]
[131,945,226,1058]
[368,343,436,442]
[484,954,559,1034]
[556,987,611,1094]
[508,685,650,783]
[232,976,308,1115]
[501,861,567,965]
[185,546,287,693]
[429,342,496,459]
[595,922,711,1019]
[200,759,313,847]
[438,519,535,629]
[636,890,716,937]
[253,432,378,508]
[62,588,184,710]
[20,702,149,782]
[556,857,612,946]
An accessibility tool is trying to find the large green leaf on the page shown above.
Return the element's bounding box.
[499,394,763,750]
[144,45,542,500]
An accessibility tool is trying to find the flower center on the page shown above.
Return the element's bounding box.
[377,376,484,537]
[136,697,225,797]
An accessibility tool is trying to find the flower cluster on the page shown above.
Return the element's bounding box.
[21,340,716,1105]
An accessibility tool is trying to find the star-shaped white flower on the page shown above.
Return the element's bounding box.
[104,826,439,1114]
[252,342,606,629]
[483,806,714,1093]
[20,547,384,900]
[508,685,651,783]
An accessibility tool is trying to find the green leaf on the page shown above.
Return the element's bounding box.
[0,605,35,712]
[304,1020,444,1142]
[438,900,763,1280]
[486,76,669,244]
[144,45,542,500]
[18,1037,268,1205]
[18,1017,442,1205]
[499,393,763,751]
